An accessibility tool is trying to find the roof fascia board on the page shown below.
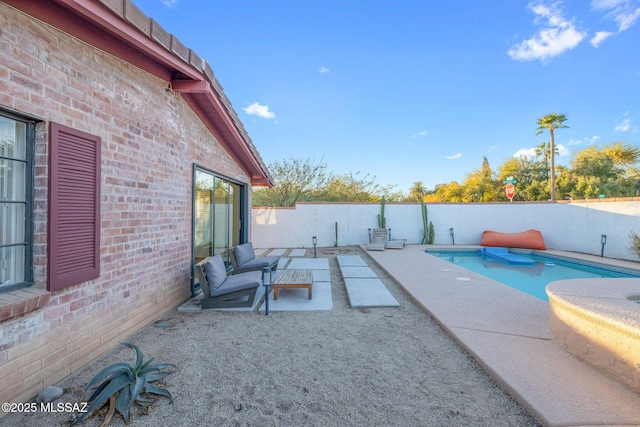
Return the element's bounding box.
[54,0,204,80]
[172,80,272,186]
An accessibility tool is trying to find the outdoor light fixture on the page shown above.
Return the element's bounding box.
[262,267,271,316]
[601,234,607,257]
[388,228,391,241]
[368,228,372,243]
[450,228,455,245]
[312,236,317,258]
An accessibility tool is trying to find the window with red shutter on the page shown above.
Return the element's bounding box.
[48,122,100,291]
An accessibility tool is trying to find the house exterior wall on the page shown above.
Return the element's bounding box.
[0,4,250,407]
[251,200,640,261]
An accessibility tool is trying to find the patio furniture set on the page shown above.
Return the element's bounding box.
[194,243,313,309]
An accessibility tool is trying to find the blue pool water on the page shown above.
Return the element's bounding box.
[427,250,640,301]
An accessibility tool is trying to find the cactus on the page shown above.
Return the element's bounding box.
[334,221,339,247]
[428,221,435,244]
[420,199,429,244]
[420,200,435,244]
[378,196,386,229]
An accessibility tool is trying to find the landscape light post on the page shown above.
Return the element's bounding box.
[262,267,271,315]
[601,235,607,257]
[450,228,455,245]
[368,228,372,243]
[312,236,317,258]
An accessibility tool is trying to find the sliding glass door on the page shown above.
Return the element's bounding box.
[193,167,244,268]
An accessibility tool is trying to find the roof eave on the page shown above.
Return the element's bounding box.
[4,0,273,186]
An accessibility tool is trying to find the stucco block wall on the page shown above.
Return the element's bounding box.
[0,4,249,407]
[251,200,640,261]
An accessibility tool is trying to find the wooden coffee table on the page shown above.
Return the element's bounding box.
[272,269,313,299]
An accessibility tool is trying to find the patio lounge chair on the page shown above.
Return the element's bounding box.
[367,229,405,251]
[367,228,388,251]
[230,242,280,274]
[194,254,262,309]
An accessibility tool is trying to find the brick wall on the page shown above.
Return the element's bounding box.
[0,4,250,406]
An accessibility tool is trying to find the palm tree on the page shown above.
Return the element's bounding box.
[536,113,568,201]
[407,181,428,202]
[534,141,559,179]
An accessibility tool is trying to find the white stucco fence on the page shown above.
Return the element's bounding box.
[251,200,640,261]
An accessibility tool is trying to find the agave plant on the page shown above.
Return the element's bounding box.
[73,342,176,425]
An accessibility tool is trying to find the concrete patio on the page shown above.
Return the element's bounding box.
[364,244,640,426]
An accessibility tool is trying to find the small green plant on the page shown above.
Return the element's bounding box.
[629,230,640,258]
[334,221,339,247]
[74,342,176,426]
[377,195,386,229]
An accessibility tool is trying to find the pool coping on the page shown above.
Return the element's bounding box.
[362,244,640,427]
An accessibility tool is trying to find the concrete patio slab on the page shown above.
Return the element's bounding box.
[288,249,307,257]
[363,244,640,426]
[287,258,330,270]
[340,266,377,278]
[269,248,287,256]
[337,255,368,267]
[311,270,330,282]
[453,327,640,426]
[344,278,400,308]
[259,281,332,312]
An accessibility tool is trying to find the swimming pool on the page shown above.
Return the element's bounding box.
[426,250,640,301]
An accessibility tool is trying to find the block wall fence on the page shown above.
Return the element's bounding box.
[0,4,250,409]
[251,200,640,262]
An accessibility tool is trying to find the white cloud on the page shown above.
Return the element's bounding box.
[319,66,330,74]
[514,144,569,159]
[556,144,570,157]
[614,112,639,132]
[514,148,537,159]
[446,153,462,160]
[243,102,276,120]
[616,8,640,31]
[588,135,603,144]
[569,135,602,145]
[412,131,426,138]
[160,0,178,7]
[508,2,586,62]
[592,0,640,31]
[615,119,631,131]
[591,31,613,47]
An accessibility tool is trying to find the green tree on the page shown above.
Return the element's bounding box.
[407,181,428,202]
[497,156,548,201]
[568,142,640,198]
[313,171,383,202]
[461,156,499,202]
[534,141,559,180]
[432,182,464,202]
[252,157,331,206]
[536,113,568,201]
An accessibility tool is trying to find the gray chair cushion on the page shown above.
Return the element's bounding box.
[237,256,279,271]
[210,270,261,297]
[233,243,256,266]
[204,254,227,290]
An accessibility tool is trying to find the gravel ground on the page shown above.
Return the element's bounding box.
[2,247,541,427]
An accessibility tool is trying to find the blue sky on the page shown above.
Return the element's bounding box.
[133,0,640,194]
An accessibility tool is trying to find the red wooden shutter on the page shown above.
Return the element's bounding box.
[48,122,101,291]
